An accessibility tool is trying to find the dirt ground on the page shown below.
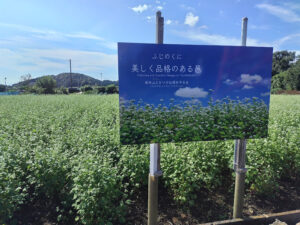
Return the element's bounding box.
[275,90,300,95]
[126,177,300,225]
[11,177,300,225]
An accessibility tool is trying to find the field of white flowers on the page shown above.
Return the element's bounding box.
[0,95,299,224]
[120,97,269,144]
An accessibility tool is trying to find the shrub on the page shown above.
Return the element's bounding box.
[161,141,232,205]
[36,76,57,94]
[0,84,5,92]
[71,154,126,225]
[68,87,80,94]
[80,86,93,92]
[0,147,29,223]
[106,85,118,94]
[97,86,106,94]
[271,71,287,90]
[56,87,68,94]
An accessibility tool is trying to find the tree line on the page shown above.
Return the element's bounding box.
[271,51,300,93]
[6,75,119,95]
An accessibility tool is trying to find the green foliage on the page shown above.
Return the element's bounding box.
[0,84,5,92]
[56,87,69,94]
[0,95,299,223]
[97,86,106,94]
[271,60,300,91]
[161,141,232,205]
[68,87,80,94]
[272,51,296,76]
[36,76,57,94]
[271,71,287,91]
[285,60,300,90]
[80,85,93,92]
[120,97,269,144]
[246,95,300,194]
[71,155,126,225]
[106,85,118,94]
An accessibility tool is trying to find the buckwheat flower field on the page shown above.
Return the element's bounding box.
[120,97,269,144]
[0,95,299,224]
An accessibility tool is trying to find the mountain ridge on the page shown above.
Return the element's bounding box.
[12,73,118,88]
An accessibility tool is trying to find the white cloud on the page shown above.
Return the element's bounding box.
[157,6,163,10]
[177,31,240,45]
[184,12,199,27]
[249,24,269,30]
[199,25,208,29]
[282,2,300,10]
[0,22,116,50]
[261,78,271,86]
[66,32,104,41]
[0,48,117,79]
[175,87,208,98]
[173,29,272,47]
[223,79,237,85]
[242,85,253,90]
[146,16,155,23]
[256,3,300,23]
[180,4,195,12]
[166,19,172,25]
[240,74,262,84]
[131,4,150,13]
[273,33,300,49]
[261,92,270,97]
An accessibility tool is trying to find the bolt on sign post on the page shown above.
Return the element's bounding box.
[233,17,248,219]
[148,11,164,225]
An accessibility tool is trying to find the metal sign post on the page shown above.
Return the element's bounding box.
[148,11,164,225]
[233,17,248,219]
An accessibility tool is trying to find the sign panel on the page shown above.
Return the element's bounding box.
[118,43,273,145]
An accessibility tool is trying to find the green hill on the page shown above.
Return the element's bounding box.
[13,73,118,88]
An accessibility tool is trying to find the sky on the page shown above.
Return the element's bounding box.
[0,0,299,85]
[118,43,272,107]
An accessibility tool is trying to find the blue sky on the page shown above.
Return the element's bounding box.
[0,0,299,85]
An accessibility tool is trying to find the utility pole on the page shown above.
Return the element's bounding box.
[69,59,72,88]
[100,73,103,86]
[4,77,7,91]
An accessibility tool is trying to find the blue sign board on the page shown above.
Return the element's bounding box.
[118,43,273,145]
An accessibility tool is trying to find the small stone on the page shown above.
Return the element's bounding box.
[269,219,287,225]
[172,217,182,225]
[180,213,187,219]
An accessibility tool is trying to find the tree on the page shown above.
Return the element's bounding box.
[0,84,5,92]
[271,60,300,91]
[36,76,56,94]
[97,86,106,94]
[272,51,296,76]
[20,73,32,85]
[271,71,287,90]
[106,85,118,94]
[285,60,300,90]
